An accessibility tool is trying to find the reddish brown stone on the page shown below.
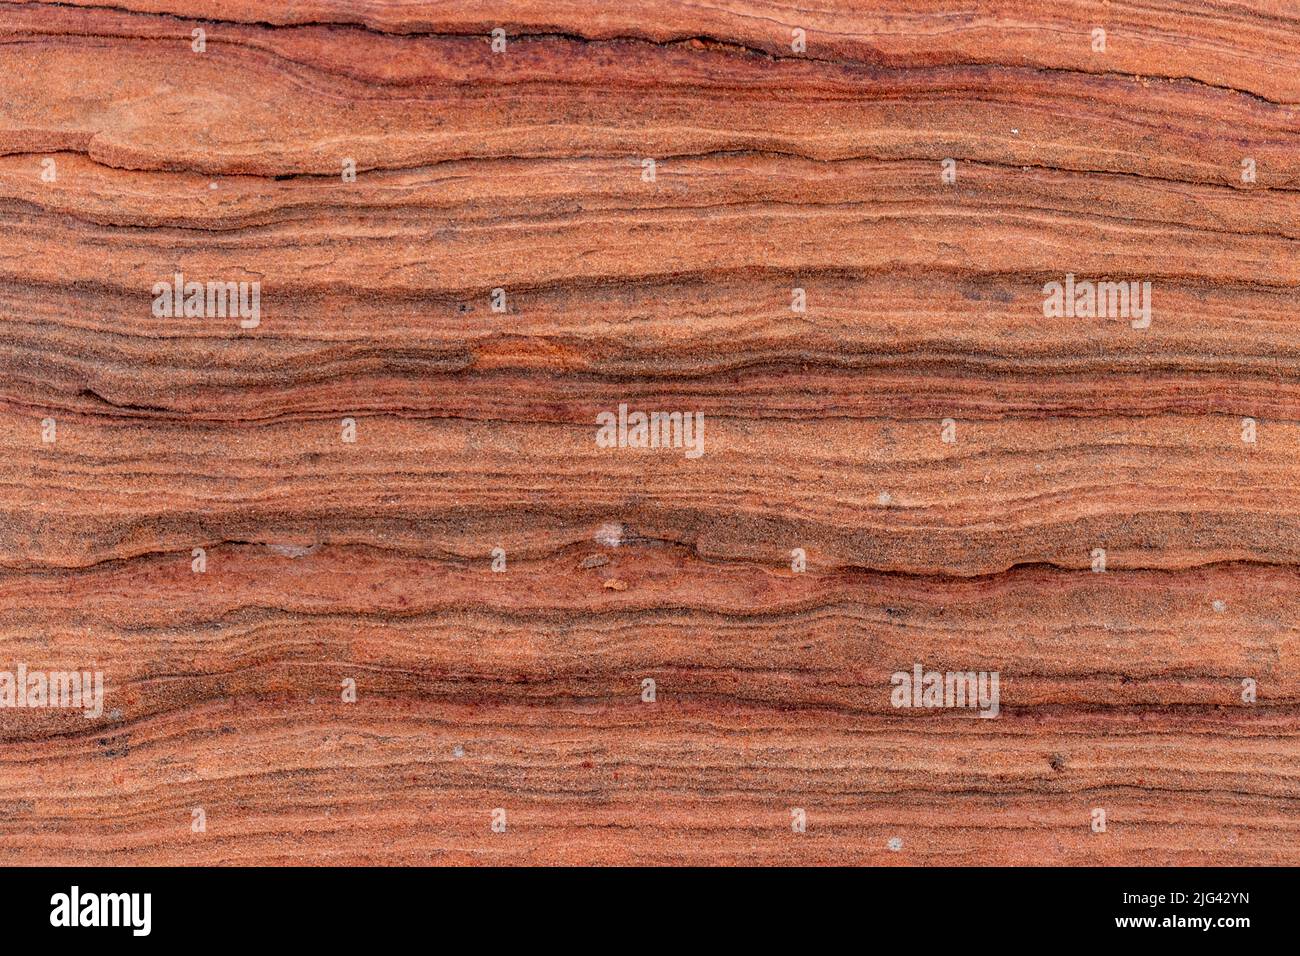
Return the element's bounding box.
[0,0,1296,865]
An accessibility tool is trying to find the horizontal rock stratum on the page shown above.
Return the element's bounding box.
[0,0,1296,865]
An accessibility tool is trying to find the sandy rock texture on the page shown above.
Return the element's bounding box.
[0,0,1296,864]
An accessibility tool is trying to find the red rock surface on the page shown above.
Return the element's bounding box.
[0,0,1296,864]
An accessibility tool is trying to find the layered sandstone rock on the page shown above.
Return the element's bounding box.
[0,0,1296,864]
